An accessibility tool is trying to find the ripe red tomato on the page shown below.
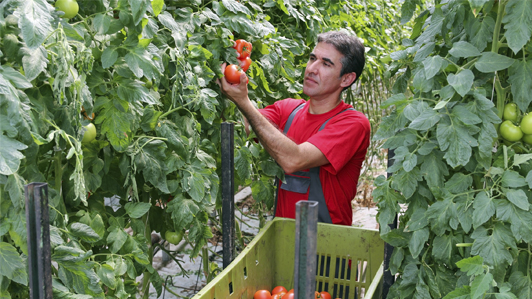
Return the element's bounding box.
[281,292,294,299]
[272,294,284,299]
[233,39,252,59]
[500,120,524,142]
[272,286,287,295]
[319,291,332,299]
[254,290,271,299]
[239,57,252,72]
[224,64,246,84]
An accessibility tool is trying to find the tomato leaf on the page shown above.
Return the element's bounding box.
[16,0,53,50]
[134,140,169,193]
[426,197,455,236]
[471,223,515,268]
[437,120,477,168]
[107,227,128,254]
[508,60,532,113]
[69,222,101,243]
[128,0,150,26]
[101,46,119,69]
[95,97,134,152]
[504,189,529,211]
[167,195,200,232]
[472,191,495,228]
[124,47,163,81]
[449,41,481,58]
[0,134,28,176]
[474,52,515,73]
[447,69,474,97]
[97,264,117,289]
[124,202,152,218]
[471,273,493,299]
[422,56,444,80]
[442,286,470,299]
[471,15,495,52]
[409,227,429,258]
[508,271,532,298]
[151,0,164,17]
[21,45,48,81]
[456,255,484,276]
[155,121,188,159]
[0,242,27,284]
[502,0,532,54]
[501,170,527,188]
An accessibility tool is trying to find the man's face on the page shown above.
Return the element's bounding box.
[303,42,353,101]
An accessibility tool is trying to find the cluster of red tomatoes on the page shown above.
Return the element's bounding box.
[253,286,335,299]
[224,39,252,84]
[499,103,532,145]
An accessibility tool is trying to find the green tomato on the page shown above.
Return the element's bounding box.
[500,120,523,142]
[55,0,79,19]
[503,103,518,122]
[82,123,96,143]
[522,134,532,145]
[520,113,532,135]
[165,230,184,245]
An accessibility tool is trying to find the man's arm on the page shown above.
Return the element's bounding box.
[218,64,328,174]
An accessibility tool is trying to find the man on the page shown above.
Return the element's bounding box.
[219,30,370,225]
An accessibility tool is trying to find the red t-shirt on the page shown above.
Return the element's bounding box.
[260,98,371,225]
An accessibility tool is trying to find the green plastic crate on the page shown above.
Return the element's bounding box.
[192,217,384,299]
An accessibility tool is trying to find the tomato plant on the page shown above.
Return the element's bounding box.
[224,64,247,84]
[54,0,79,19]
[254,289,272,299]
[374,0,532,298]
[520,113,532,135]
[503,102,519,122]
[500,120,524,142]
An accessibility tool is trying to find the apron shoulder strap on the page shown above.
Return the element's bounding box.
[283,103,305,134]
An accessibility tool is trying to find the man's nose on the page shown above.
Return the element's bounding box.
[306,61,318,74]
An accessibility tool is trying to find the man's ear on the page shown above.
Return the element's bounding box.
[340,72,357,88]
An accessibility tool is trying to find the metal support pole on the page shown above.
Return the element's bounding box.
[221,122,235,269]
[293,200,318,299]
[382,149,397,298]
[25,183,53,299]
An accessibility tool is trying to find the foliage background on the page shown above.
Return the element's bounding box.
[0,0,406,297]
[373,0,532,298]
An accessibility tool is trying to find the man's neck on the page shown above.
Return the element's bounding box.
[308,97,342,114]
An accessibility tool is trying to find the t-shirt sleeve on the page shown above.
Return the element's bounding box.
[259,99,306,130]
[307,111,370,175]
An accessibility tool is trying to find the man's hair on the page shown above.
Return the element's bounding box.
[317,30,366,87]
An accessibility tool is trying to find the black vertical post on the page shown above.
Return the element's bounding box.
[221,122,235,269]
[293,201,318,299]
[382,149,397,298]
[25,183,53,299]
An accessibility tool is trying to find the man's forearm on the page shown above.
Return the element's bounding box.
[237,100,302,172]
